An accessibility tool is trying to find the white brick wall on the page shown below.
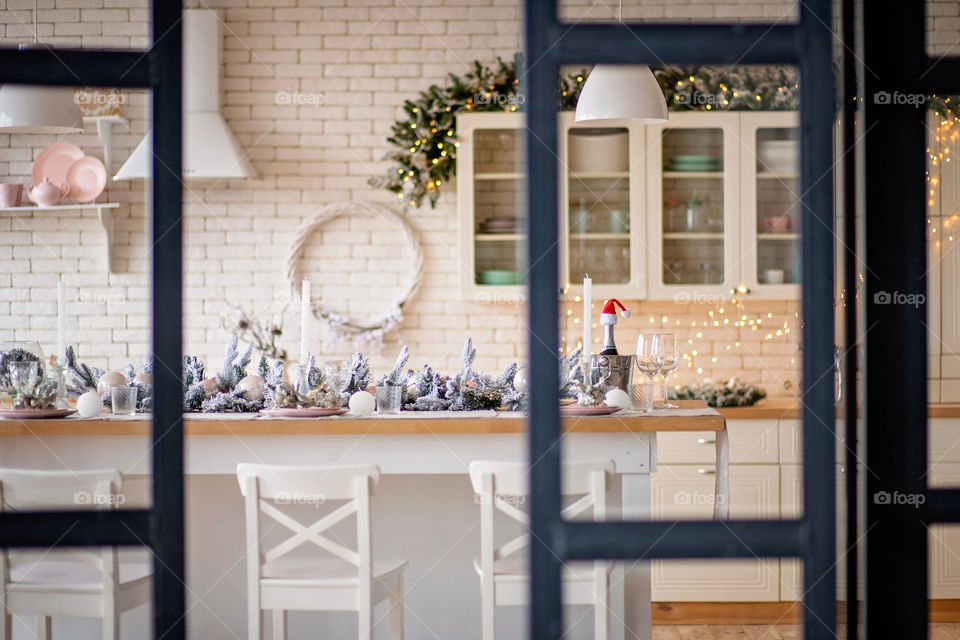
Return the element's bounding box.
[0,0,955,398]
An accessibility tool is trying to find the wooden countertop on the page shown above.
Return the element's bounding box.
[716,401,960,419]
[0,400,725,436]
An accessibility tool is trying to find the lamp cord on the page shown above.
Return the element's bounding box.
[33,0,38,43]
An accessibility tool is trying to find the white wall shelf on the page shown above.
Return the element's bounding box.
[0,202,121,273]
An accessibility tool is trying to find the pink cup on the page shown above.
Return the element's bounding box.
[0,183,23,208]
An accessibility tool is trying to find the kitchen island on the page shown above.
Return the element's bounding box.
[0,402,726,640]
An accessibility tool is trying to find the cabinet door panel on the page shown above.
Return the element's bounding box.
[780,464,855,601]
[929,463,960,598]
[651,464,779,601]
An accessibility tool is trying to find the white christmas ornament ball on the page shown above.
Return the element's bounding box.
[513,368,528,394]
[604,388,631,411]
[77,391,104,418]
[348,390,376,416]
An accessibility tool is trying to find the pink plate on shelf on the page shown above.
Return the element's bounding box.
[559,404,622,416]
[0,408,77,419]
[65,156,107,202]
[259,407,348,418]
[32,142,84,189]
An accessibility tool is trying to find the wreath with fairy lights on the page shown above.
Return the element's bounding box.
[370,59,804,209]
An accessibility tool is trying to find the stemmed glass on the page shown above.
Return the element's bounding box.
[656,332,680,409]
[635,333,663,413]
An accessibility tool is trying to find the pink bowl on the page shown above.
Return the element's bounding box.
[760,216,790,233]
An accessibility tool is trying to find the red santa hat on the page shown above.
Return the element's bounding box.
[600,298,630,325]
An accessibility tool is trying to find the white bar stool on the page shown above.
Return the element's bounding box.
[237,463,407,640]
[0,468,151,640]
[469,459,615,640]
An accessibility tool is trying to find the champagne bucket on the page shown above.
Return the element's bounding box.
[590,354,635,393]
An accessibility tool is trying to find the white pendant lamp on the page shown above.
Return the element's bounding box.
[573,0,669,126]
[574,64,669,125]
[0,82,83,134]
[0,1,83,134]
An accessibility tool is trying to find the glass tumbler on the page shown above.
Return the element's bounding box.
[111,386,137,416]
[376,386,402,414]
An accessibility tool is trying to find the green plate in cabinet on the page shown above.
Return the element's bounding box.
[478,270,522,285]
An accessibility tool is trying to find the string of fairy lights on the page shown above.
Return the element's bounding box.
[559,285,798,384]
[928,115,960,245]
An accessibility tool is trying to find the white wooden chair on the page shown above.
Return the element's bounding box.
[236,463,406,640]
[468,459,615,640]
[0,468,151,640]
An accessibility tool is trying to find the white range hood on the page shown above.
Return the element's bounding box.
[115,9,256,180]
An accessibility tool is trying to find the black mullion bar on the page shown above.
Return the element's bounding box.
[916,59,960,95]
[149,1,185,640]
[561,520,807,560]
[797,1,838,638]
[0,510,152,548]
[548,24,799,65]
[840,0,860,634]
[862,0,928,637]
[0,49,151,87]
[926,489,960,523]
[524,1,564,639]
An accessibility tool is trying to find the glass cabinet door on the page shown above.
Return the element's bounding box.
[566,126,631,286]
[472,127,526,288]
[741,112,800,295]
[755,127,799,285]
[647,112,739,298]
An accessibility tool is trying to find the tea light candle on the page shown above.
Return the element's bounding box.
[300,279,311,364]
[56,280,65,364]
[582,275,592,356]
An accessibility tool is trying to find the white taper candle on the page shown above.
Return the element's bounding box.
[300,279,311,364]
[582,275,592,357]
[56,280,66,363]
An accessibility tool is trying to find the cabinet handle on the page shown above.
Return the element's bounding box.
[697,468,716,475]
[697,438,716,445]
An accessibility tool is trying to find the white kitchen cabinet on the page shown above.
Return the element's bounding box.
[457,110,799,303]
[651,464,781,601]
[646,111,800,300]
[456,111,647,303]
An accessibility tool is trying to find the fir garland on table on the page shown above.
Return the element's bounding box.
[670,377,767,408]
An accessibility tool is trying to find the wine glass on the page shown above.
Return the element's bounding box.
[635,333,663,413]
[656,332,681,409]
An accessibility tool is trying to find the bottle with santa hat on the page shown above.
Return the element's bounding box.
[599,298,631,355]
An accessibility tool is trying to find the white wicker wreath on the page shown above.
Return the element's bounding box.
[285,201,424,349]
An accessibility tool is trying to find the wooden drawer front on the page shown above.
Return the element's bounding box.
[651,465,780,601]
[929,419,960,463]
[779,419,848,465]
[657,419,779,465]
[930,463,960,597]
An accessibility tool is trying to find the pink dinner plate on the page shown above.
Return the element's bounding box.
[559,404,622,416]
[259,407,348,418]
[65,156,107,202]
[0,408,77,419]
[32,142,84,190]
